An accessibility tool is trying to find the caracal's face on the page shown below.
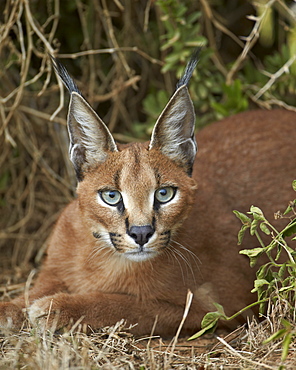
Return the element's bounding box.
[77,143,196,262]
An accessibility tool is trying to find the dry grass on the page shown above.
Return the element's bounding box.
[1,269,296,369]
[1,0,296,368]
[0,316,295,369]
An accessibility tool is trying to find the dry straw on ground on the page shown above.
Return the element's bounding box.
[1,278,296,369]
[1,0,296,368]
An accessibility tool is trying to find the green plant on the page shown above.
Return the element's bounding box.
[154,0,227,128]
[156,0,205,73]
[211,79,248,119]
[189,180,296,361]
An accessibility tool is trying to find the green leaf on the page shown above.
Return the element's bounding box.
[188,311,222,340]
[250,219,259,236]
[263,328,287,344]
[254,278,270,288]
[187,11,201,25]
[233,210,252,225]
[211,101,228,117]
[249,206,265,219]
[161,30,181,50]
[237,225,248,245]
[256,263,269,279]
[188,305,227,341]
[282,276,294,289]
[187,322,217,340]
[282,332,292,361]
[283,204,293,215]
[278,263,287,279]
[275,244,283,261]
[282,319,292,330]
[292,180,296,192]
[251,278,270,293]
[260,222,271,235]
[253,212,265,221]
[212,302,226,316]
[240,247,264,258]
[282,219,296,238]
[279,285,294,292]
[240,247,264,267]
[201,311,225,329]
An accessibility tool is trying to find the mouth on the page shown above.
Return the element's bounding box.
[124,248,157,262]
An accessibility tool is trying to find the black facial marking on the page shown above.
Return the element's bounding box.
[117,200,125,214]
[153,169,161,187]
[93,232,101,239]
[110,232,122,237]
[152,217,156,229]
[125,218,129,233]
[109,232,123,251]
[153,201,161,212]
[113,170,121,189]
[159,230,171,247]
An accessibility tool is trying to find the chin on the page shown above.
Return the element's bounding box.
[123,250,158,262]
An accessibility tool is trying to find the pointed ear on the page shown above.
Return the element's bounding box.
[149,85,197,175]
[67,92,118,181]
[149,49,200,175]
[51,56,117,181]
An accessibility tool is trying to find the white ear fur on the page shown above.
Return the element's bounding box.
[67,92,118,180]
[149,85,197,174]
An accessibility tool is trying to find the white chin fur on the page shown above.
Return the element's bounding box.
[124,250,157,262]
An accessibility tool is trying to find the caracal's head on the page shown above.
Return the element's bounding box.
[52,52,199,262]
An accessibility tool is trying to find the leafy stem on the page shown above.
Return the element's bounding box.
[190,183,296,363]
[188,299,268,341]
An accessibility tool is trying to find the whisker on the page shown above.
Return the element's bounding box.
[169,245,193,280]
[167,239,203,285]
[87,233,116,263]
[165,248,185,285]
[171,239,201,265]
[171,239,203,280]
[87,246,111,263]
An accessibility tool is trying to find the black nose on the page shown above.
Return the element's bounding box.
[128,225,155,246]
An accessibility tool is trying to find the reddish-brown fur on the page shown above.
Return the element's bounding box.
[1,80,296,336]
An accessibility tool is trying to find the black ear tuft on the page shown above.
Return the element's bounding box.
[176,48,201,89]
[50,55,81,94]
[50,55,118,181]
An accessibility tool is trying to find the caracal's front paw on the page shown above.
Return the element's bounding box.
[28,294,81,332]
[0,302,24,330]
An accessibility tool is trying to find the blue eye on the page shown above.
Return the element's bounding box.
[100,190,122,206]
[155,187,176,203]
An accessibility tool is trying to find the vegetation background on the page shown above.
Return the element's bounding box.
[0,0,296,368]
